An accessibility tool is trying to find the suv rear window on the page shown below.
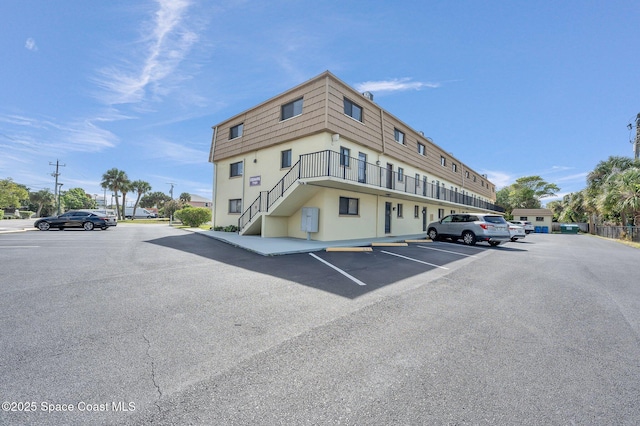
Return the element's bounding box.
[483,215,507,224]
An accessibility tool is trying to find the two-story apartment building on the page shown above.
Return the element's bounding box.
[209,71,503,241]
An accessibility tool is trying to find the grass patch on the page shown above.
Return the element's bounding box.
[587,233,640,249]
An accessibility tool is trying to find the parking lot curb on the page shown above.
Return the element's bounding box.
[370,242,409,247]
[326,247,373,252]
[405,239,433,243]
[0,228,36,234]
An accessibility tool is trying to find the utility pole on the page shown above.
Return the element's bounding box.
[635,113,640,160]
[167,182,175,199]
[50,160,66,215]
[166,182,176,225]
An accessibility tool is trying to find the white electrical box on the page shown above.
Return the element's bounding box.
[301,207,319,233]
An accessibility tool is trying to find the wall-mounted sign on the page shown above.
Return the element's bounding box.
[249,176,261,186]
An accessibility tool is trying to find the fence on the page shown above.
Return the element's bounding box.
[595,225,640,242]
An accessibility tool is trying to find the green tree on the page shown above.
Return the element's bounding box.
[600,167,640,225]
[174,206,211,227]
[140,191,171,209]
[62,187,96,210]
[554,191,589,223]
[130,180,152,219]
[29,189,55,217]
[586,156,640,224]
[178,192,191,206]
[162,199,181,219]
[0,178,29,208]
[120,180,133,220]
[496,176,560,217]
[101,168,129,220]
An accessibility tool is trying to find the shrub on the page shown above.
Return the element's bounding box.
[0,210,4,220]
[174,207,211,227]
[19,211,34,219]
[223,225,238,232]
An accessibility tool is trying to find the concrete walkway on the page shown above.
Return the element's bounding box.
[193,229,430,256]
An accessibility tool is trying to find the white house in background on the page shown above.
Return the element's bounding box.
[209,71,503,242]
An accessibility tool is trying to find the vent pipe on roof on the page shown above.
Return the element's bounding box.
[362,91,374,101]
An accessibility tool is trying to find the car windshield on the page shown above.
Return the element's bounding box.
[483,215,507,224]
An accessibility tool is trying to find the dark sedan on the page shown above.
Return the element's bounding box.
[34,211,110,231]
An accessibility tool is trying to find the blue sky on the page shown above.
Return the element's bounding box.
[1,0,638,204]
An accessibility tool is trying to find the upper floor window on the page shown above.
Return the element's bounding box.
[340,147,350,167]
[230,161,243,177]
[398,167,404,182]
[394,128,405,144]
[229,123,243,139]
[343,98,363,122]
[465,171,470,178]
[418,143,425,156]
[281,149,292,168]
[281,98,303,121]
[440,156,446,167]
[452,163,457,173]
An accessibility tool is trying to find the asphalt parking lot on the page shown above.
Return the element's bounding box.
[1,223,639,425]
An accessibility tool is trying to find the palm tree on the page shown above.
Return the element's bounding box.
[179,192,191,206]
[120,180,133,220]
[101,168,129,220]
[130,180,151,219]
[30,189,55,217]
[602,167,640,226]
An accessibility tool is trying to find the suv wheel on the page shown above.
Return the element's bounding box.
[462,231,476,245]
[427,228,439,241]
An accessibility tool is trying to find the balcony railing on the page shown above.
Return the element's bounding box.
[238,150,504,232]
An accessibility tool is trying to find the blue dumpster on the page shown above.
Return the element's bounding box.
[535,226,542,233]
[542,226,549,233]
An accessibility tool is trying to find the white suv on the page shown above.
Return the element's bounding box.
[427,213,511,246]
[510,220,534,234]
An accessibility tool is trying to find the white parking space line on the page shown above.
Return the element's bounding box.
[417,245,477,257]
[380,250,449,269]
[0,246,40,248]
[308,253,367,286]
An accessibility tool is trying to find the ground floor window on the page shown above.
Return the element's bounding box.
[438,208,445,219]
[414,205,419,218]
[229,199,242,214]
[397,203,403,218]
[339,196,358,215]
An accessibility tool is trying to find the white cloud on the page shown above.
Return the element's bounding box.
[0,113,118,157]
[146,139,207,165]
[95,0,198,105]
[480,170,513,189]
[25,38,38,51]
[355,78,441,94]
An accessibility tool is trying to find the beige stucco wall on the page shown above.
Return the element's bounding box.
[512,209,554,232]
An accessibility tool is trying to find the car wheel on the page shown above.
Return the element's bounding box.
[462,231,476,245]
[489,241,501,247]
[83,222,94,231]
[510,237,517,242]
[37,222,50,231]
[427,228,439,241]
[101,226,108,230]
